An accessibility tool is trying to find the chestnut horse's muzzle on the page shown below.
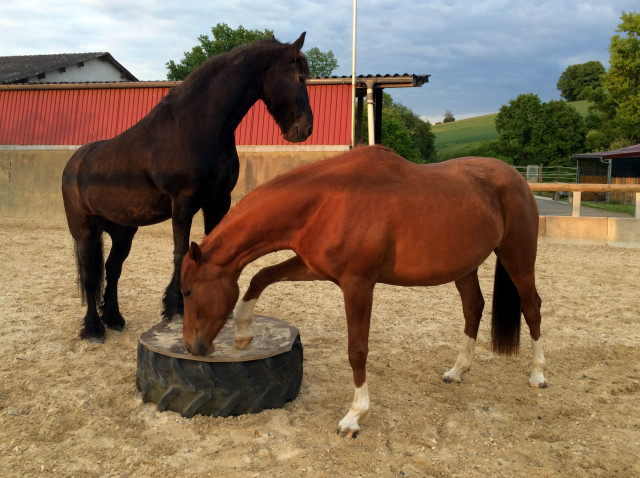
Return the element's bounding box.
[185,335,214,356]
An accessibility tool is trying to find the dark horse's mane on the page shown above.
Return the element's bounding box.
[169,38,310,100]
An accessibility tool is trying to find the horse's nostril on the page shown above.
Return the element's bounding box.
[192,336,212,356]
[307,125,313,137]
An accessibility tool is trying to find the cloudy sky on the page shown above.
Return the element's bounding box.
[1,0,637,123]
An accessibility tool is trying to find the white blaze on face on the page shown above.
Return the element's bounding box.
[338,383,371,436]
[443,335,476,383]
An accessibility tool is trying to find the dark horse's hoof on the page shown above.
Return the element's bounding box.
[87,335,106,344]
[79,328,106,343]
[103,315,126,332]
[106,323,125,333]
[101,307,126,332]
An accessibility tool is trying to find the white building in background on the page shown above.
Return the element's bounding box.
[0,53,138,84]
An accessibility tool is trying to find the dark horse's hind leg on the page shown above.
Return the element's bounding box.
[101,222,138,331]
[75,226,107,341]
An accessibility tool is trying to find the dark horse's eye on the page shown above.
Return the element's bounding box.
[183,289,192,298]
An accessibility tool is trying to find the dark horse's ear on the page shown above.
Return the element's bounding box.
[292,32,306,53]
[188,242,203,266]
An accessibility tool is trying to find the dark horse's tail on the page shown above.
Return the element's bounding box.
[74,236,104,306]
[491,258,521,355]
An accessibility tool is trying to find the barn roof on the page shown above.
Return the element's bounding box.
[571,144,640,160]
[0,53,138,83]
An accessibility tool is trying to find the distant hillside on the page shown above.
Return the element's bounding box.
[433,114,498,160]
[432,101,591,160]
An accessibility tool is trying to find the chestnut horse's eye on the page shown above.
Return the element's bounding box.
[183,289,192,298]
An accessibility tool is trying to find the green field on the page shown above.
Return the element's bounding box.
[432,101,591,161]
[432,114,498,160]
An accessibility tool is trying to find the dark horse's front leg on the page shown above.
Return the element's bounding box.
[162,198,196,321]
[162,190,234,321]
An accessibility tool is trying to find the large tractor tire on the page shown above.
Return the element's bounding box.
[136,316,303,418]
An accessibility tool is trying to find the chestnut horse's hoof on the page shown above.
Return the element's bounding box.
[529,380,548,389]
[234,336,253,350]
[337,427,359,439]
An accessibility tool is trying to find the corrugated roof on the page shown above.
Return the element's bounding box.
[309,73,429,89]
[571,144,640,160]
[0,53,138,83]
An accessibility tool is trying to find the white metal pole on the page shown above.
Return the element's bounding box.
[351,0,357,147]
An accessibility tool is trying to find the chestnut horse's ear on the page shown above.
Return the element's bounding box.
[188,242,203,266]
[292,32,306,53]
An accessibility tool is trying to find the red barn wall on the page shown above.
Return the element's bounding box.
[0,83,351,219]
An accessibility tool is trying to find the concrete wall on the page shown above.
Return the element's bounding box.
[2,148,639,248]
[0,147,346,220]
[538,216,640,248]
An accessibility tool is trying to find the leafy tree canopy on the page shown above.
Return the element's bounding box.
[305,47,339,78]
[604,11,640,125]
[557,61,605,102]
[166,23,338,80]
[495,93,586,166]
[362,93,436,163]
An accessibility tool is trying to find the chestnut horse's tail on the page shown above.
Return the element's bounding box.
[491,258,521,355]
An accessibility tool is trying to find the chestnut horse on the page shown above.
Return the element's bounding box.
[181,145,547,438]
[62,33,313,341]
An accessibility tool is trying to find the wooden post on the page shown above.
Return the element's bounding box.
[356,95,364,145]
[572,191,581,217]
[366,83,375,145]
[635,191,640,220]
[374,89,383,145]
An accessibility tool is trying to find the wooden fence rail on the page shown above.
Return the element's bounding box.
[528,183,640,219]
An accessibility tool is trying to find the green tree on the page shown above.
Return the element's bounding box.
[362,93,436,163]
[603,11,640,125]
[557,61,606,102]
[166,23,339,80]
[531,100,587,166]
[166,23,273,80]
[583,11,640,149]
[443,110,455,123]
[305,47,339,78]
[495,93,586,166]
[495,93,544,165]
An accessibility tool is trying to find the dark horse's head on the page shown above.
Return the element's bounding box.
[262,32,314,143]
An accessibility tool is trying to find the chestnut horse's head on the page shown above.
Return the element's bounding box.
[261,32,314,143]
[181,242,239,356]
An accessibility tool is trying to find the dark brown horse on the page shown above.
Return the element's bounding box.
[62,33,313,341]
[181,145,547,438]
